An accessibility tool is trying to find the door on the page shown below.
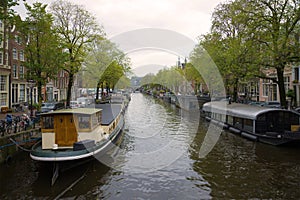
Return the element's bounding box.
[55,114,77,146]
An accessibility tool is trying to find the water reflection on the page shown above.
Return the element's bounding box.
[191,123,300,199]
[110,93,200,174]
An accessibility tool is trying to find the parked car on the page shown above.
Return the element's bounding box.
[77,97,89,108]
[248,101,266,107]
[70,101,79,108]
[41,102,64,113]
[264,101,281,108]
[294,107,300,113]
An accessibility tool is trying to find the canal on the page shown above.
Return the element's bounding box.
[1,93,300,199]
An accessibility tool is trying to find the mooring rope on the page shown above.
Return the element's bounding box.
[9,138,32,152]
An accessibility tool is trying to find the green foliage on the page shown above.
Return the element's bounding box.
[0,0,19,22]
[190,38,226,97]
[21,2,65,107]
[140,73,155,87]
[83,37,131,98]
[287,89,295,98]
[50,0,105,105]
[194,0,300,106]
[115,76,131,89]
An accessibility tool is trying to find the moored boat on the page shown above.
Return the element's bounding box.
[30,103,125,185]
[31,105,124,161]
[202,101,300,146]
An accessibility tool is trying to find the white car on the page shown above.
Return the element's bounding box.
[70,101,79,108]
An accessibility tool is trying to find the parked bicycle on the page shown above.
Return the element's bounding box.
[0,113,33,136]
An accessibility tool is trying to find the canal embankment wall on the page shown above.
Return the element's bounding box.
[0,129,41,164]
[142,91,211,111]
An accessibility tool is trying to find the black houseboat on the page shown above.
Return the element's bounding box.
[202,101,300,145]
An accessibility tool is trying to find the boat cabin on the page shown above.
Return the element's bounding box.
[202,101,300,134]
[40,108,103,149]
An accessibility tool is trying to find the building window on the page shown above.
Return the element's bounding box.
[13,48,17,60]
[13,64,18,78]
[295,67,299,81]
[0,93,7,106]
[0,52,2,65]
[19,50,24,61]
[0,75,6,91]
[19,65,24,78]
[15,35,22,44]
[5,52,8,64]
[262,80,270,96]
[12,84,18,104]
[20,84,25,102]
[284,76,290,92]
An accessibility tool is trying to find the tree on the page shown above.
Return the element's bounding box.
[50,0,104,106]
[196,0,300,106]
[83,37,131,99]
[0,0,20,30]
[203,0,258,101]
[22,2,65,106]
[184,63,204,95]
[243,0,300,107]
[141,73,155,87]
[190,35,226,98]
[100,60,125,92]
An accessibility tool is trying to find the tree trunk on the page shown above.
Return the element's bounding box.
[276,67,287,108]
[233,78,239,102]
[66,73,74,107]
[37,81,43,111]
[95,80,100,100]
[101,83,104,98]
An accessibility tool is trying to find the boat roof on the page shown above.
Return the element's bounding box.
[40,108,102,116]
[202,101,287,120]
[95,104,123,125]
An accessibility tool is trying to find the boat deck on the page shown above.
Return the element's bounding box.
[95,104,122,125]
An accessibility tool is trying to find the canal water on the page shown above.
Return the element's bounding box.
[1,93,300,199]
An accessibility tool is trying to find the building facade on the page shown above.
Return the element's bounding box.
[292,66,300,106]
[9,26,28,109]
[0,20,38,111]
[0,19,10,110]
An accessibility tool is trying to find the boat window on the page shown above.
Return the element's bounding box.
[221,114,226,122]
[234,117,243,129]
[227,116,233,125]
[256,111,300,133]
[42,116,54,129]
[278,112,284,124]
[97,112,101,124]
[257,114,266,121]
[218,114,221,121]
[91,114,98,128]
[244,119,253,132]
[78,114,90,129]
[290,112,300,125]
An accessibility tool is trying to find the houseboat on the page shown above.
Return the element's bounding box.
[202,101,300,146]
[30,104,125,184]
[31,105,124,161]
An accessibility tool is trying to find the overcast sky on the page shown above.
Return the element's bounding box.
[15,0,227,76]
